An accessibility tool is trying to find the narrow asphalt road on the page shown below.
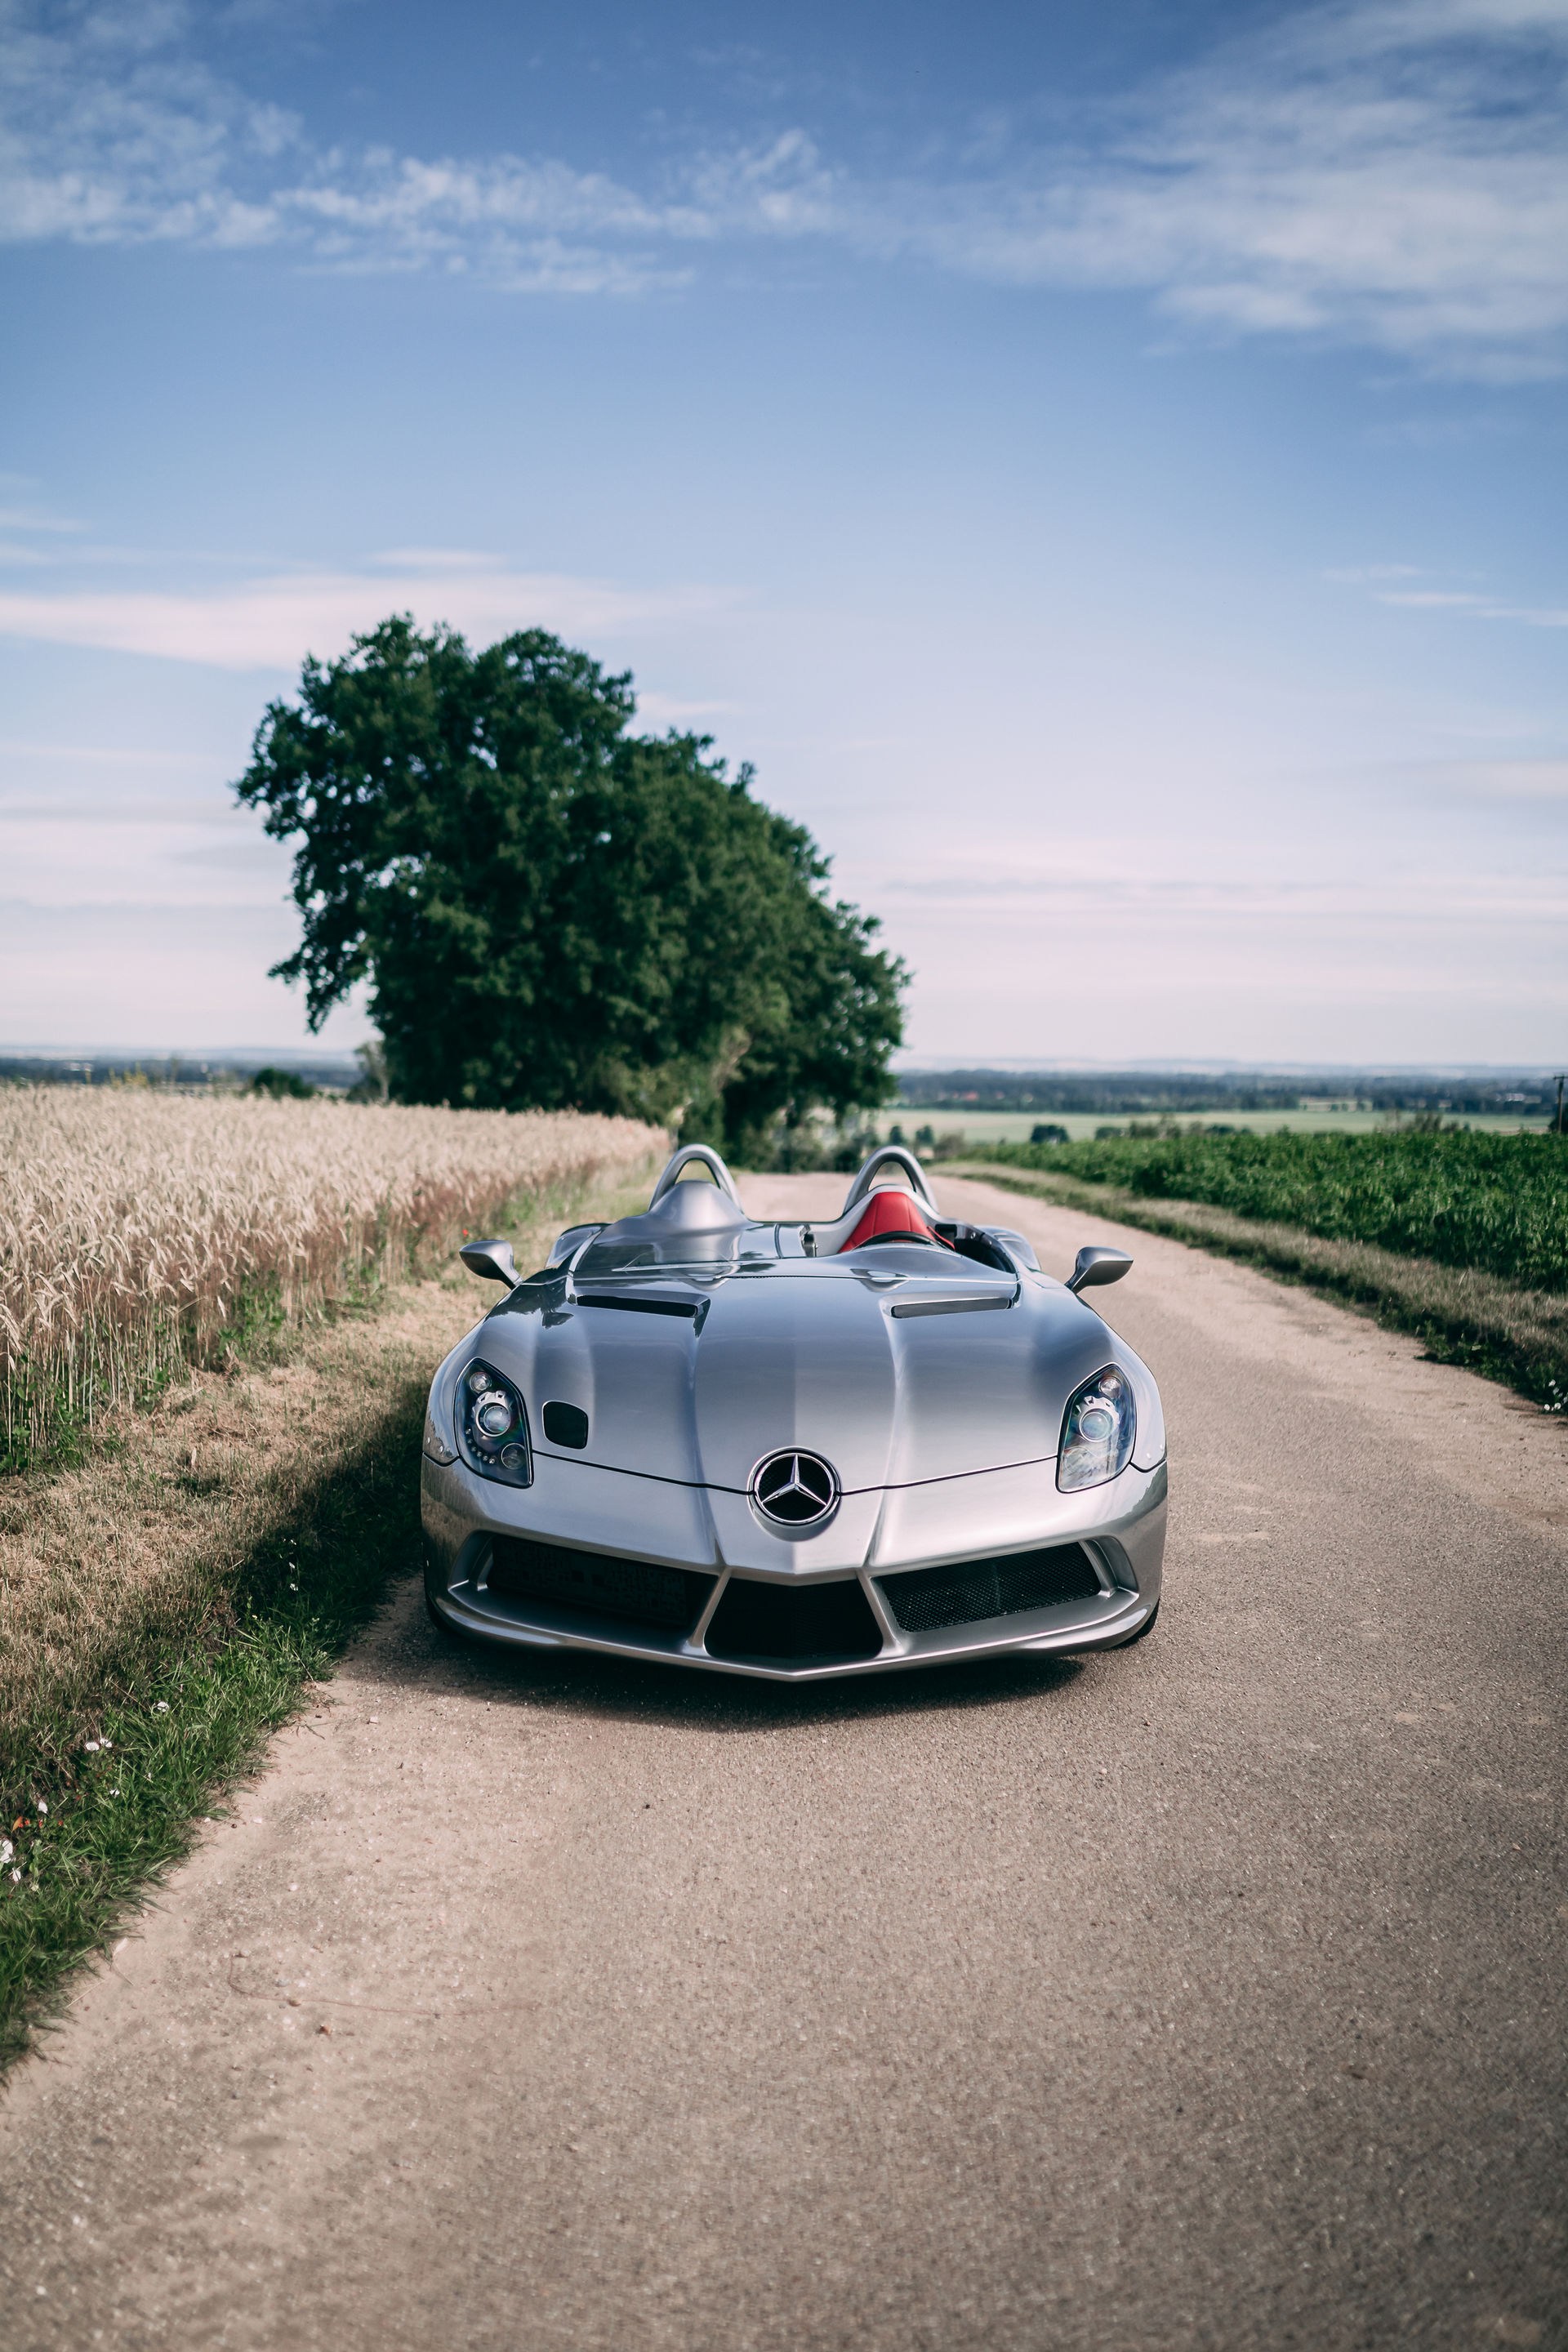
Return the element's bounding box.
[2,1174,1565,2352]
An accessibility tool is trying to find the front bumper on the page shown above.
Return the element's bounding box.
[422,1451,1167,1682]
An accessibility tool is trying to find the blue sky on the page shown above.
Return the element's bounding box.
[1,0,1564,1066]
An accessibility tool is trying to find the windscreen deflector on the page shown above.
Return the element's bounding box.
[574,1178,760,1275]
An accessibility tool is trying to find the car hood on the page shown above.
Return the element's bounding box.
[450,1259,1160,1493]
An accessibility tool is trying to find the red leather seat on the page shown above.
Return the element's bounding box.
[838,1187,956,1253]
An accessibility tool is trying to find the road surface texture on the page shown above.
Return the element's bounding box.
[2,1173,1564,2352]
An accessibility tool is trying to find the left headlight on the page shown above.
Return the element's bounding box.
[1057,1365,1136,1492]
[455,1358,532,1487]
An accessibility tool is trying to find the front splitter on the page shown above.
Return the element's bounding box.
[427,1573,1155,1682]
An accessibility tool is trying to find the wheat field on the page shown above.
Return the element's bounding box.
[0,1088,663,1463]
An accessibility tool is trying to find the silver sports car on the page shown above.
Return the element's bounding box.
[421,1145,1166,1680]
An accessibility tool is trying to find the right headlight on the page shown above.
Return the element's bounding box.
[455,1358,532,1487]
[1057,1365,1136,1492]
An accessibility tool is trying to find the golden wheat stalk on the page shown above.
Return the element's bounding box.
[0,1090,662,1459]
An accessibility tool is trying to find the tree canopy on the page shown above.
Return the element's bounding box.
[234,617,906,1152]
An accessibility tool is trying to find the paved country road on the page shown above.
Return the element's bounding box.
[2,1174,1565,2352]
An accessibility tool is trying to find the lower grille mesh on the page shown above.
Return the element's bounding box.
[705,1576,884,1664]
[488,1536,715,1633]
[878,1544,1101,1633]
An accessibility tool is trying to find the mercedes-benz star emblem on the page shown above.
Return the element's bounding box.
[751,1450,839,1527]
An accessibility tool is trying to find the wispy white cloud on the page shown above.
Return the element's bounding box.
[0,555,742,669]
[877,860,1566,922]
[0,795,239,820]
[368,546,507,572]
[0,0,301,247]
[634,694,744,730]
[1423,756,1568,795]
[831,0,1568,379]
[1380,588,1494,607]
[0,0,701,289]
[1337,565,1568,625]
[1,0,1565,372]
[0,740,214,766]
[1326,563,1426,581]
[0,504,83,530]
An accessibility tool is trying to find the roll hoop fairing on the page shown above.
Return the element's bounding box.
[421,1144,1167,1680]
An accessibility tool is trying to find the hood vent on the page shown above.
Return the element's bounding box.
[577,1293,702,1320]
[889,1289,1016,1319]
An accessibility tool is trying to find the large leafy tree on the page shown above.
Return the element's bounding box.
[234,617,906,1152]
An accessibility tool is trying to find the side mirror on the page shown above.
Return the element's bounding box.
[460,1239,519,1288]
[1067,1245,1133,1294]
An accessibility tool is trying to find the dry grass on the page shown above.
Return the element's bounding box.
[1,1089,662,1463]
[0,1274,462,1762]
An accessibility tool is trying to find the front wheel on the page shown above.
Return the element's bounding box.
[425,1585,466,1641]
[1120,1599,1159,1646]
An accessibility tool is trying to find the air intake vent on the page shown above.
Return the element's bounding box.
[488,1536,713,1633]
[541,1401,590,1449]
[878,1544,1101,1633]
[705,1575,884,1664]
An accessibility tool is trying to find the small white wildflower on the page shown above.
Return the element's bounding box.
[110,1788,121,1797]
[289,1583,298,1592]
[8,1869,19,1884]
[155,1701,169,1713]
[101,1740,113,1750]
[0,1840,11,1863]
[85,1741,100,1753]
[36,1800,47,1815]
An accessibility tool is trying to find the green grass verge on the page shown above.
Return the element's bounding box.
[950,1161,1568,1416]
[1,1393,422,2066]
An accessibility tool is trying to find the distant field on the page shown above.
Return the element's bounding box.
[882,1107,1550,1145]
[965,1127,1568,1292]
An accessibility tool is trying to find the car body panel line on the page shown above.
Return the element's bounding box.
[522,1445,1068,1497]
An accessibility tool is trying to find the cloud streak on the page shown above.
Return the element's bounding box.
[1334,564,1568,627]
[1423,756,1568,796]
[0,555,740,670]
[1,0,1565,373]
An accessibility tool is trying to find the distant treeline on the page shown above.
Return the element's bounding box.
[0,1055,363,1094]
[895,1068,1557,1119]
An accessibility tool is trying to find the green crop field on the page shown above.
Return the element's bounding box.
[969,1128,1568,1293]
[879,1107,1548,1147]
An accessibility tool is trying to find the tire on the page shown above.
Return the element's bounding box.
[1120,1599,1159,1646]
[425,1585,465,1640]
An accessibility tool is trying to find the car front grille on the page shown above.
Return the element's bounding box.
[488,1536,715,1633]
[704,1575,884,1664]
[877,1544,1102,1633]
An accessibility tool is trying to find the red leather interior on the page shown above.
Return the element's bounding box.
[838,1187,955,1253]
